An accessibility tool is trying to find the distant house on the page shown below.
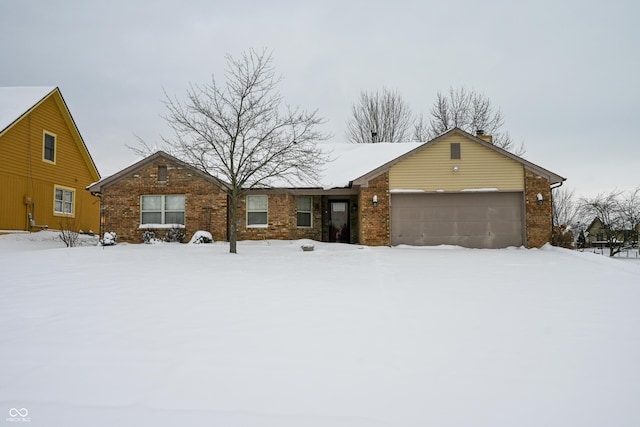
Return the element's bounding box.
[585,217,640,248]
[89,128,565,248]
[0,87,101,232]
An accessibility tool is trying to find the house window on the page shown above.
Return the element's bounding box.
[158,165,167,182]
[54,186,74,216]
[247,195,268,227]
[450,143,461,160]
[296,196,312,227]
[141,195,185,225]
[43,132,56,163]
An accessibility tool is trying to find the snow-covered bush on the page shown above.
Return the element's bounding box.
[142,230,156,244]
[189,230,213,244]
[166,227,185,243]
[101,232,117,246]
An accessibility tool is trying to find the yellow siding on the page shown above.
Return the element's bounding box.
[389,134,524,192]
[0,92,100,232]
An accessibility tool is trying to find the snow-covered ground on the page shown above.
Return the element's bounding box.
[1,231,639,427]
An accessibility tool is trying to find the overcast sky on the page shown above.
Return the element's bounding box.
[2,0,638,197]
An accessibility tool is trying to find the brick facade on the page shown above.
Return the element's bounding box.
[524,169,553,248]
[235,192,323,241]
[101,159,228,243]
[93,130,562,249]
[100,162,555,249]
[358,172,390,246]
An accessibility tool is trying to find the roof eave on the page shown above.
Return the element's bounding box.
[87,151,229,194]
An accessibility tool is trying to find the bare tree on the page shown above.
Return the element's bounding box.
[424,86,524,154]
[162,48,329,253]
[619,186,640,246]
[412,114,429,142]
[580,190,628,256]
[551,187,579,248]
[346,88,414,143]
[552,187,580,229]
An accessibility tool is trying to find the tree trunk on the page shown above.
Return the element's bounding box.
[228,192,239,254]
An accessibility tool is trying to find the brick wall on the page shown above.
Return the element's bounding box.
[102,160,227,243]
[235,192,323,241]
[358,173,390,246]
[524,169,553,248]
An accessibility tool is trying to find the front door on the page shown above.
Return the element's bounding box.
[329,201,350,243]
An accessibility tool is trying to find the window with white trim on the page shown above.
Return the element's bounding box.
[247,195,268,227]
[54,186,74,216]
[43,132,56,163]
[141,195,185,225]
[296,196,312,227]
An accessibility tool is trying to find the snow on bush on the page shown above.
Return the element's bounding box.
[142,230,157,244]
[100,232,117,246]
[189,230,213,244]
[166,227,185,243]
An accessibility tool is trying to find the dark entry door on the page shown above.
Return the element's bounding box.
[329,201,350,243]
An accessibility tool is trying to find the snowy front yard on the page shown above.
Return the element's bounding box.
[1,232,640,427]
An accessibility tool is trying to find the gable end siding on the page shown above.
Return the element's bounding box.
[389,134,524,192]
[0,95,99,231]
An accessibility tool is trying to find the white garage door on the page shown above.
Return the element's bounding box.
[391,192,524,248]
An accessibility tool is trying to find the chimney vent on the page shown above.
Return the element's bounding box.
[476,129,485,136]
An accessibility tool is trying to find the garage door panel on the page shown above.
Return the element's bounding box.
[391,193,523,249]
[458,207,487,221]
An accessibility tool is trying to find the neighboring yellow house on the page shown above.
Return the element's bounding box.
[0,87,101,233]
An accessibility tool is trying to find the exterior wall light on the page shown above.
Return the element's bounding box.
[373,195,378,207]
[537,193,544,206]
[453,166,459,172]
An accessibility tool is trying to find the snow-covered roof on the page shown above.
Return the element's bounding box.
[307,142,423,189]
[0,87,56,132]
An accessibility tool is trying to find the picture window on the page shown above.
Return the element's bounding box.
[141,195,185,225]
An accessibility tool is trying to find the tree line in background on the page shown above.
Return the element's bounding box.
[346,86,524,155]
[552,186,640,256]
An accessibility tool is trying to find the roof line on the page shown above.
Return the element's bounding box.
[353,127,566,186]
[0,87,56,137]
[87,151,228,193]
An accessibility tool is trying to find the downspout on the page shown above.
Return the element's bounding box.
[549,180,565,246]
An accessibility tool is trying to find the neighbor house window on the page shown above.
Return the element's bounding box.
[247,195,268,227]
[54,186,74,216]
[296,196,312,227]
[450,143,461,160]
[43,132,56,163]
[141,195,185,225]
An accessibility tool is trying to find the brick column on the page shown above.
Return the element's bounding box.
[359,172,390,246]
[524,169,553,248]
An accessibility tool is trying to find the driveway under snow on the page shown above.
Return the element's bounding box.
[1,232,639,426]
